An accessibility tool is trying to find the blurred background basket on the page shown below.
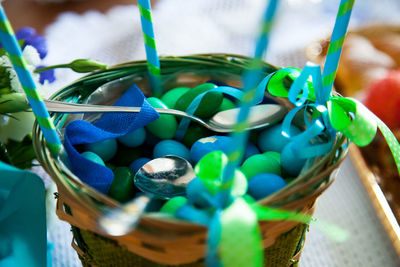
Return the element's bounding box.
[33,54,348,266]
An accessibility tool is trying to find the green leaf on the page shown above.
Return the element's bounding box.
[5,134,36,169]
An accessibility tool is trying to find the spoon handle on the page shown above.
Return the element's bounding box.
[97,194,152,236]
[44,99,190,116]
[44,100,211,130]
[44,100,143,113]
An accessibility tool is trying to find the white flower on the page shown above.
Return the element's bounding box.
[22,45,41,66]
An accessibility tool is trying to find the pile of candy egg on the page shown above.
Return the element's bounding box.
[80,81,305,213]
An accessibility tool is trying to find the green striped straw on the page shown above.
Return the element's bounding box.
[221,0,280,204]
[320,0,355,103]
[137,0,162,97]
[0,4,62,155]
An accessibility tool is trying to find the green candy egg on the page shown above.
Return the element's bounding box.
[106,163,116,171]
[146,97,178,139]
[240,153,282,180]
[108,167,136,203]
[109,144,142,166]
[160,196,188,214]
[263,151,281,164]
[218,98,235,112]
[174,83,223,118]
[182,124,212,147]
[161,87,190,108]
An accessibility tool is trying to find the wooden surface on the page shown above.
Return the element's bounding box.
[2,0,155,34]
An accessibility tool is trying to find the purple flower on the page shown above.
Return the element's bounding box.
[25,35,48,59]
[36,66,55,84]
[16,26,36,41]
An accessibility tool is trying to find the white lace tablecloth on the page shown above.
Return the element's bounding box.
[42,1,400,266]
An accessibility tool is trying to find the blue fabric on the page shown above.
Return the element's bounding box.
[0,161,47,267]
[64,84,159,194]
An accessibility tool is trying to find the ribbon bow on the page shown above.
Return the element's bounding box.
[264,62,400,177]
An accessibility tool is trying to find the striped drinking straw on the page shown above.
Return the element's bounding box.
[137,0,163,97]
[321,0,355,103]
[0,4,62,155]
[221,0,280,204]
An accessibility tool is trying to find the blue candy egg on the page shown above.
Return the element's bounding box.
[118,127,146,148]
[257,123,301,153]
[186,177,212,208]
[129,157,151,173]
[153,140,191,161]
[190,135,233,163]
[281,143,306,176]
[247,173,287,200]
[243,142,260,161]
[81,151,105,166]
[85,138,117,161]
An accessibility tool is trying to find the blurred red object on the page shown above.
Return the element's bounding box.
[363,70,400,130]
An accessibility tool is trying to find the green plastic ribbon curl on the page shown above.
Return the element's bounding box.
[267,63,400,176]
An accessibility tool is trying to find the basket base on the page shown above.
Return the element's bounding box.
[71,223,307,267]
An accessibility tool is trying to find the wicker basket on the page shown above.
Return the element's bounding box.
[33,54,348,266]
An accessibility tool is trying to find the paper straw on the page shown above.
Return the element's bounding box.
[221,0,280,203]
[137,0,162,96]
[0,5,62,155]
[321,0,355,103]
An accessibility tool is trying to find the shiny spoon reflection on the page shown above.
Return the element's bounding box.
[97,155,195,236]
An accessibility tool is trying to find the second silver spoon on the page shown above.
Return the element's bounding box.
[44,100,287,133]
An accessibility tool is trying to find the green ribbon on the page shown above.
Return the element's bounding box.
[328,96,377,147]
[267,65,400,176]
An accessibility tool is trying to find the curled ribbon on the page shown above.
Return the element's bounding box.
[266,62,400,176]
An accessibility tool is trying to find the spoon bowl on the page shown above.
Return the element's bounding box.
[134,155,195,199]
[97,155,195,236]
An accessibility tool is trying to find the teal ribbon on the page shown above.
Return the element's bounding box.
[266,62,400,177]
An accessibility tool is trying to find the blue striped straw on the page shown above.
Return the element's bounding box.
[320,0,355,103]
[0,4,62,155]
[137,0,163,96]
[220,0,280,205]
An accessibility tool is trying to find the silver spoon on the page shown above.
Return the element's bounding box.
[134,155,195,199]
[44,100,287,133]
[97,155,194,236]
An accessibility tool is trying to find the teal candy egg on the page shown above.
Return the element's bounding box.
[186,177,211,208]
[257,123,301,153]
[153,140,191,162]
[247,173,287,200]
[129,157,151,173]
[190,135,233,163]
[118,127,146,148]
[85,138,117,161]
[160,196,188,214]
[281,143,306,176]
[243,142,260,161]
[81,151,105,166]
[146,97,178,139]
